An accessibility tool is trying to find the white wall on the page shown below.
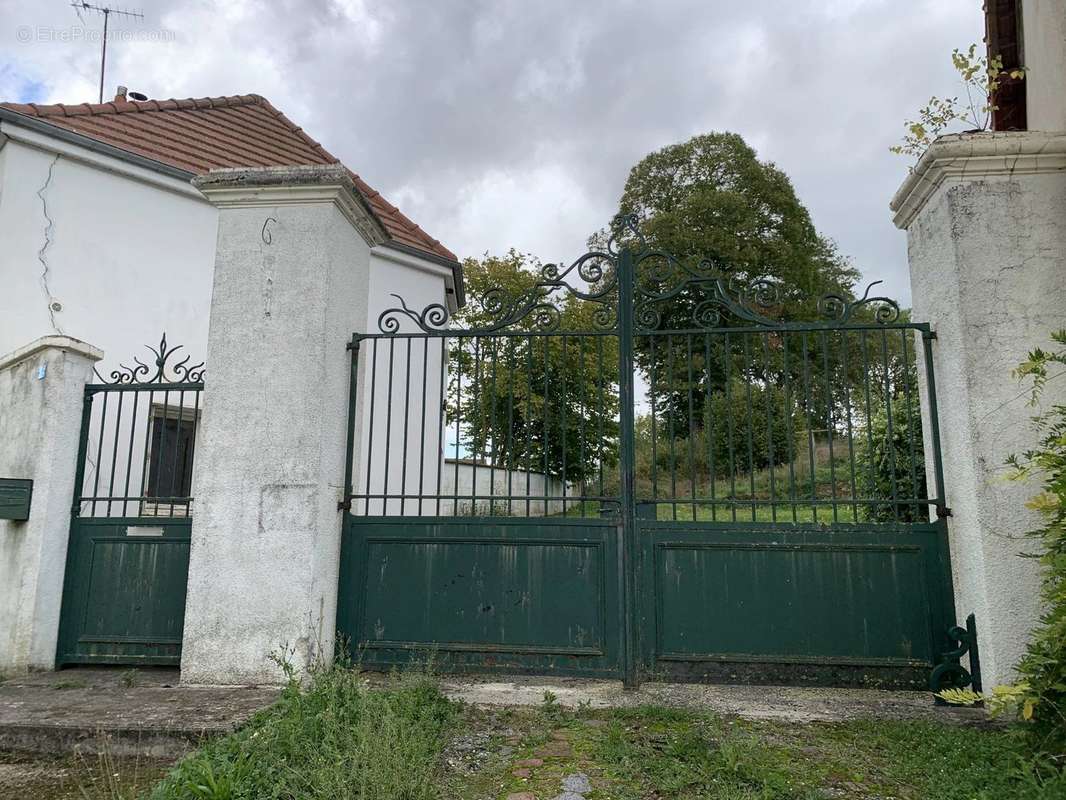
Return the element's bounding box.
[0,129,218,375]
[439,459,571,516]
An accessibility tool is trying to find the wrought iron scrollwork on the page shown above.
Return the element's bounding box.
[930,613,983,702]
[818,280,901,324]
[94,333,205,384]
[373,212,904,336]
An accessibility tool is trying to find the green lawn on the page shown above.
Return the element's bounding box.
[67,668,1065,800]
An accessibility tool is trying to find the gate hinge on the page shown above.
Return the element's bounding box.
[337,497,352,511]
[936,504,952,518]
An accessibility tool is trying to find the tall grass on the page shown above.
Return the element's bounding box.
[147,665,455,800]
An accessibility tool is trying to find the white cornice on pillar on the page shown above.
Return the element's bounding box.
[193,164,389,249]
[890,131,1066,230]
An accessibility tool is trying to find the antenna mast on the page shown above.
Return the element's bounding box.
[70,2,144,103]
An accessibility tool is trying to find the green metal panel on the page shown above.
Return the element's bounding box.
[0,478,33,520]
[57,518,191,665]
[637,519,954,686]
[338,516,622,677]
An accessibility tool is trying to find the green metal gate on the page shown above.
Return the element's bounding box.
[337,215,958,688]
[56,336,202,666]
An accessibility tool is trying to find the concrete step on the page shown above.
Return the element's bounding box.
[0,667,280,758]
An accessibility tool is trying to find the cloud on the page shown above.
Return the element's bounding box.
[0,0,985,304]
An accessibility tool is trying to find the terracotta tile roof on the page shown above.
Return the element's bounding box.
[0,94,456,262]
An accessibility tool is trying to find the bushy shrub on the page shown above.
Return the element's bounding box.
[636,380,797,483]
[1007,331,1066,757]
[855,394,928,523]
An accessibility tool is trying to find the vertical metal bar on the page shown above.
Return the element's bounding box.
[761,333,777,524]
[91,390,109,515]
[452,337,462,517]
[578,336,587,518]
[860,330,877,520]
[667,335,677,521]
[921,328,949,517]
[121,391,140,518]
[597,336,606,503]
[526,335,534,517]
[704,333,717,521]
[543,335,550,515]
[188,387,201,515]
[342,335,359,513]
[506,337,516,516]
[723,332,737,522]
[560,335,568,515]
[383,340,396,516]
[470,337,481,516]
[70,390,94,517]
[616,248,640,689]
[105,391,124,516]
[880,329,900,521]
[170,390,187,517]
[686,334,696,521]
[152,390,170,512]
[839,332,859,523]
[137,389,154,513]
[649,336,658,509]
[820,331,838,524]
[742,333,756,521]
[782,333,798,523]
[418,337,429,516]
[900,330,921,517]
[435,337,446,516]
[365,340,378,516]
[488,337,499,516]
[800,333,817,523]
[400,338,412,515]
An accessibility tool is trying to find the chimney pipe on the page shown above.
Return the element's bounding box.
[114,85,128,103]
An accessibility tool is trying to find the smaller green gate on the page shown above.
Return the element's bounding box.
[56,335,203,666]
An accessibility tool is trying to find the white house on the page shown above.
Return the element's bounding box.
[0,91,466,675]
[0,91,464,372]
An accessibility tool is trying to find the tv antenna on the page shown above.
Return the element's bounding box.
[70,2,144,103]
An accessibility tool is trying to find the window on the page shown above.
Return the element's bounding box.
[143,404,199,516]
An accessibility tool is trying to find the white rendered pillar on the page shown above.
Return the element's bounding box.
[180,166,383,684]
[891,131,1066,686]
[0,336,103,670]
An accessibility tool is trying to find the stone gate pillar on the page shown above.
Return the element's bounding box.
[0,336,103,671]
[181,165,384,684]
[891,131,1066,686]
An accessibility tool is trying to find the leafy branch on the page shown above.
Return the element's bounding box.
[891,44,1027,158]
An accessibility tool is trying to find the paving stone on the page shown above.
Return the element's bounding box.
[550,729,571,741]
[514,757,544,768]
[534,741,573,758]
[561,773,592,793]
[506,793,536,800]
[549,793,585,800]
[513,768,532,778]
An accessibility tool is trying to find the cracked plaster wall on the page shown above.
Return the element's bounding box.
[907,171,1066,686]
[0,137,218,371]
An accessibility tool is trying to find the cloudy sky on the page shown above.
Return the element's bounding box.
[1,0,984,304]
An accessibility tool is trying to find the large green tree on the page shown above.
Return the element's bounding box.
[604,132,862,438]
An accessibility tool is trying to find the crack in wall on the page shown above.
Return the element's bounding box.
[36,154,63,335]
